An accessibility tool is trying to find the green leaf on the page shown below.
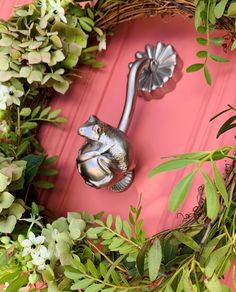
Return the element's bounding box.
[228,3,236,16]
[71,279,94,290]
[216,115,236,138]
[44,156,58,165]
[115,216,122,234]
[231,39,236,50]
[23,153,45,184]
[0,215,17,233]
[174,231,200,251]
[87,259,99,278]
[137,242,149,276]
[0,191,15,209]
[204,65,212,85]
[69,218,86,240]
[123,220,132,239]
[99,262,108,278]
[53,80,70,94]
[6,273,28,292]
[201,170,220,220]
[39,106,51,118]
[48,109,61,119]
[204,274,222,292]
[211,161,228,206]
[0,172,9,192]
[85,284,104,292]
[210,54,229,63]
[210,37,224,45]
[33,180,54,189]
[28,52,41,64]
[109,238,125,250]
[149,159,197,177]
[196,38,207,45]
[196,50,208,58]
[200,234,225,264]
[167,151,209,160]
[168,170,196,211]
[205,245,230,277]
[20,107,31,117]
[148,239,162,281]
[186,63,204,73]
[106,214,113,228]
[195,0,206,29]
[0,271,19,284]
[39,168,58,176]
[16,140,30,157]
[214,0,228,18]
[21,121,38,130]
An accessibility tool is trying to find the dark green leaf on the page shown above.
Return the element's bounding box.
[197,26,206,34]
[196,38,207,45]
[149,159,197,177]
[196,50,208,58]
[31,105,41,118]
[169,170,196,211]
[210,54,229,63]
[39,168,58,176]
[136,242,150,276]
[23,153,45,184]
[210,105,233,122]
[16,140,30,157]
[33,180,54,189]
[148,239,162,281]
[186,63,204,73]
[216,115,236,138]
[204,65,212,85]
[200,234,225,264]
[201,170,220,220]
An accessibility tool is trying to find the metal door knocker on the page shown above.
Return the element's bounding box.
[76,42,182,192]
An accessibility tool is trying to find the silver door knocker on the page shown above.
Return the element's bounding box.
[77,42,182,192]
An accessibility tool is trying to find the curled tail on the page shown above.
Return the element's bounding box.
[109,170,134,192]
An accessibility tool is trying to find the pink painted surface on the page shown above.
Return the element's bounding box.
[1,0,236,287]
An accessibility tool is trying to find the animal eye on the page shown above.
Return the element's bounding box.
[96,126,102,135]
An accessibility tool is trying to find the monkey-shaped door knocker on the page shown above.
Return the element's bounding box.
[77,42,182,192]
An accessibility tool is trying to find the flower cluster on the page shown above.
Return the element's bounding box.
[21,232,51,270]
[39,0,67,23]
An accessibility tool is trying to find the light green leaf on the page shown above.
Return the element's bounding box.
[204,274,223,292]
[149,159,197,177]
[123,220,132,239]
[0,173,9,192]
[231,39,236,50]
[87,259,99,278]
[211,160,228,206]
[106,214,113,228]
[0,56,9,71]
[201,170,220,220]
[200,235,225,264]
[99,262,108,278]
[28,52,42,64]
[71,279,94,290]
[85,284,104,292]
[214,0,228,18]
[168,170,196,211]
[0,215,17,233]
[137,242,149,276]
[174,231,200,251]
[48,109,61,119]
[115,216,122,233]
[109,238,125,250]
[39,106,51,118]
[19,66,31,78]
[195,0,206,29]
[53,80,70,94]
[210,37,224,45]
[228,3,236,16]
[69,218,86,240]
[148,239,162,281]
[0,191,15,209]
[21,121,38,130]
[6,273,28,292]
[20,107,31,117]
[187,63,205,73]
[27,70,43,84]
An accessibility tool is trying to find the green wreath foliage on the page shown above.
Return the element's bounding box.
[0,0,235,291]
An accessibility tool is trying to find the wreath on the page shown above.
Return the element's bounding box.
[0,0,235,291]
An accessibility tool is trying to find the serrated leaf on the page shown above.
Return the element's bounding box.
[210,54,229,63]
[186,63,204,73]
[201,170,220,220]
[214,0,228,18]
[149,159,197,177]
[211,160,228,206]
[115,216,122,233]
[148,239,162,281]
[168,170,196,211]
[204,65,212,85]
[106,214,113,228]
[174,231,200,251]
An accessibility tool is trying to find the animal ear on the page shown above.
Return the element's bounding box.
[89,115,99,123]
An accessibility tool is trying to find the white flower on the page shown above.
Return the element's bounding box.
[0,84,10,110]
[21,232,45,257]
[97,34,106,51]
[48,0,67,23]
[6,86,24,107]
[31,245,52,270]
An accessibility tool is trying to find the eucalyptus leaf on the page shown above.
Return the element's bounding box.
[174,231,200,251]
[148,239,162,281]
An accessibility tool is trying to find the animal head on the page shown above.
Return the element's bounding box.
[78,115,104,141]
